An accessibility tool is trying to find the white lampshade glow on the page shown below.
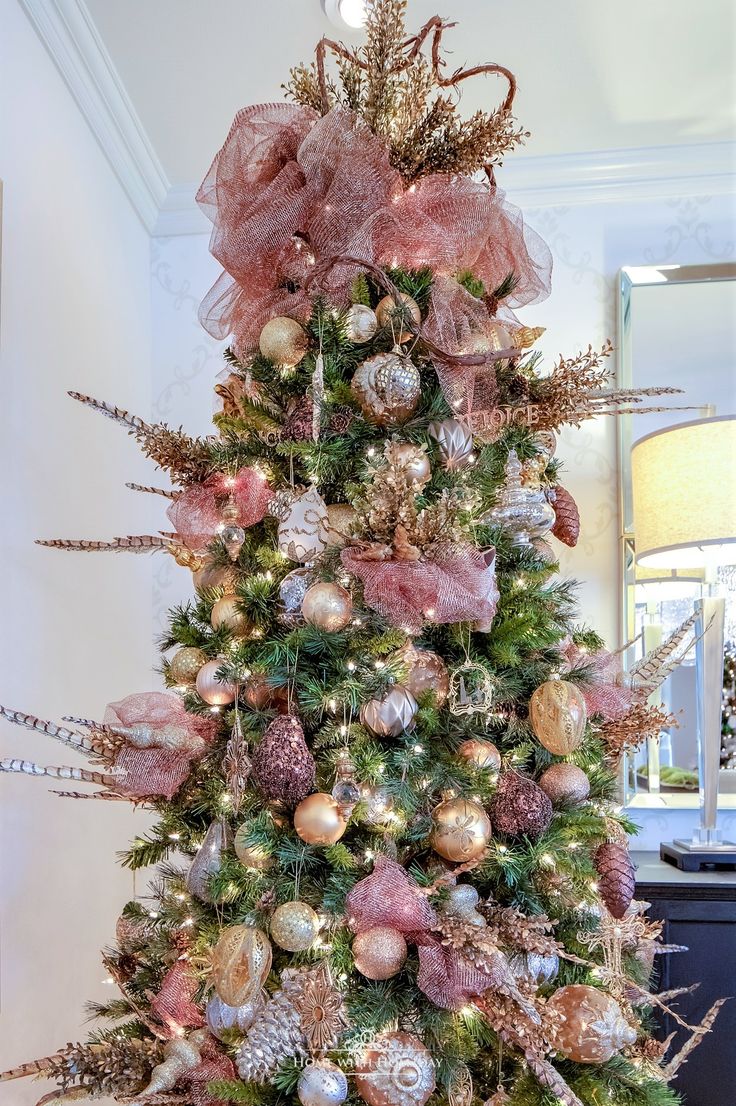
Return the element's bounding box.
[632,415,736,569]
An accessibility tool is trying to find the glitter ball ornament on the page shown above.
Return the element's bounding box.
[546,984,636,1063]
[212,925,272,1007]
[278,568,312,627]
[206,992,263,1041]
[186,819,233,902]
[594,841,636,919]
[270,901,321,952]
[196,659,237,705]
[353,926,408,980]
[346,303,379,344]
[430,797,492,863]
[508,951,559,988]
[458,738,501,772]
[355,1031,435,1106]
[302,582,353,632]
[211,595,253,637]
[259,316,309,366]
[169,646,206,686]
[398,645,450,706]
[360,685,417,738]
[326,503,358,546]
[428,418,474,471]
[294,793,347,845]
[278,485,329,562]
[298,1060,349,1106]
[251,716,316,806]
[390,441,431,486]
[529,678,587,754]
[351,351,421,426]
[376,292,421,343]
[445,884,486,926]
[538,762,590,805]
[490,771,553,840]
[234,825,273,870]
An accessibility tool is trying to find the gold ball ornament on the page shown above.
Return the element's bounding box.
[234,825,273,870]
[259,316,309,367]
[355,1031,435,1106]
[294,793,347,845]
[458,738,501,772]
[375,293,421,343]
[211,924,272,1007]
[353,926,408,980]
[346,303,379,344]
[546,984,636,1064]
[399,645,450,706]
[298,1060,349,1106]
[351,352,421,426]
[430,797,492,863]
[529,679,588,755]
[210,595,253,637]
[195,659,237,705]
[326,503,358,547]
[360,685,418,738]
[390,442,431,486]
[270,901,321,952]
[538,762,590,805]
[169,646,207,686]
[302,582,353,632]
[193,559,238,593]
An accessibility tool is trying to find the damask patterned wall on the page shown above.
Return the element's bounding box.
[150,191,735,846]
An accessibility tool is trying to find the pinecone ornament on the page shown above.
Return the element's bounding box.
[550,485,580,547]
[236,969,310,1082]
[490,771,553,840]
[251,715,316,806]
[594,841,636,919]
[282,396,314,441]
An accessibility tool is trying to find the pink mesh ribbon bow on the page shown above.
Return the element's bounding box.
[187,1040,236,1106]
[167,466,273,551]
[149,960,205,1037]
[560,641,634,722]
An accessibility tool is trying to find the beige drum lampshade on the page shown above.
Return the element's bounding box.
[632,415,736,568]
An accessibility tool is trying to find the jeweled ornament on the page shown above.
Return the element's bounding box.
[360,685,417,738]
[220,496,246,561]
[398,645,450,706]
[185,819,233,902]
[168,646,206,686]
[430,797,492,862]
[353,925,408,979]
[195,658,237,705]
[458,738,501,772]
[210,594,253,637]
[206,992,263,1041]
[298,1060,349,1106]
[301,581,353,632]
[270,901,321,952]
[294,792,347,845]
[355,1031,435,1106]
[529,678,587,754]
[278,567,312,626]
[546,984,636,1063]
[351,350,421,426]
[331,748,361,816]
[375,292,421,342]
[259,316,309,367]
[346,303,379,344]
[278,485,329,562]
[538,762,590,805]
[234,824,272,870]
[428,418,474,471]
[211,925,272,1006]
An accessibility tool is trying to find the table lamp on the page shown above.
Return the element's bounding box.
[631,415,736,869]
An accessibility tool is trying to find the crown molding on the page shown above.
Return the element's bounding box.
[18,0,169,232]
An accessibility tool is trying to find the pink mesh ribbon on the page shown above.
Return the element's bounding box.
[415,939,507,1011]
[104,692,217,799]
[561,643,634,722]
[150,960,204,1036]
[187,1041,236,1106]
[197,105,551,358]
[341,544,499,634]
[167,467,273,552]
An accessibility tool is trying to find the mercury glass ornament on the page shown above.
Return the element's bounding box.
[270,901,321,952]
[211,925,272,1006]
[298,1060,349,1106]
[206,992,263,1041]
[346,303,379,344]
[430,797,492,863]
[294,793,347,845]
[360,685,417,738]
[482,449,555,547]
[428,418,474,471]
[529,678,587,755]
[278,485,329,562]
[353,925,408,980]
[259,316,309,367]
[302,582,353,632]
[351,350,421,426]
[278,567,312,627]
[546,985,636,1064]
[169,646,206,686]
[375,292,421,343]
[355,1031,435,1106]
[186,820,233,902]
[196,659,237,705]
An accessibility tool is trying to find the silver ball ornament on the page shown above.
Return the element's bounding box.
[297,1060,349,1106]
[360,685,417,738]
[346,304,379,344]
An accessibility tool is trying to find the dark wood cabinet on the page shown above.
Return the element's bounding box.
[633,853,736,1106]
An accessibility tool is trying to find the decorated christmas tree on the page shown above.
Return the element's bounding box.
[0,5,724,1105]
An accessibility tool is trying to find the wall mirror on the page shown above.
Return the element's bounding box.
[618,263,736,810]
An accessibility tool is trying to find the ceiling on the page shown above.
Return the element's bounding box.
[83,0,736,188]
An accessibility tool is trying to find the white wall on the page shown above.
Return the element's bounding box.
[0,1,154,1100]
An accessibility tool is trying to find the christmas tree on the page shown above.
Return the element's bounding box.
[1,5,723,1105]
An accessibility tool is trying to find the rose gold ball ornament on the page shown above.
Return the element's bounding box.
[399,645,450,706]
[270,901,321,952]
[529,678,588,755]
[375,293,421,343]
[302,582,353,632]
[538,762,590,805]
[206,992,263,1041]
[294,793,347,845]
[169,646,207,686]
[211,924,272,1006]
[355,1031,435,1106]
[360,685,417,738]
[210,595,253,638]
[390,442,431,487]
[546,984,636,1064]
[234,825,273,870]
[196,659,237,706]
[298,1060,349,1106]
[353,925,408,980]
[259,316,309,367]
[428,418,474,471]
[351,351,421,426]
[430,797,492,863]
[346,303,379,344]
[326,503,358,547]
[458,738,501,772]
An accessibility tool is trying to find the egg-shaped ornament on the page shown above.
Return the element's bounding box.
[428,418,474,471]
[298,1060,349,1106]
[375,292,421,343]
[353,925,408,980]
[259,316,309,367]
[278,485,329,562]
[458,738,501,772]
[351,351,421,426]
[210,595,253,638]
[302,582,353,632]
[546,985,636,1064]
[355,1031,435,1106]
[360,685,417,738]
[169,646,206,686]
[206,992,263,1041]
[211,925,272,1007]
[398,645,450,706]
[270,901,321,952]
[346,303,379,344]
[529,678,588,754]
[430,797,492,863]
[277,567,312,627]
[294,793,347,845]
[196,659,237,706]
